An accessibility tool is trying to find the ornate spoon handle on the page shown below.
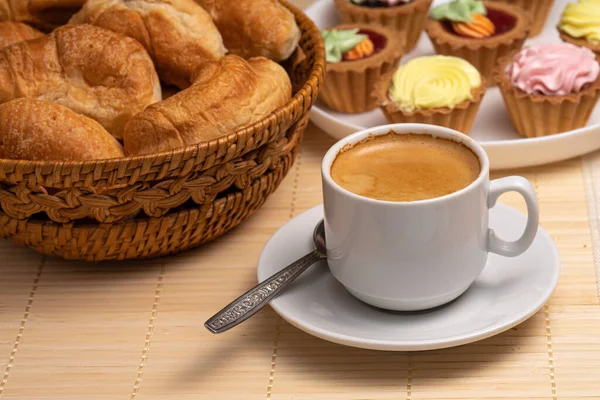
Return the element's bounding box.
[205,250,325,334]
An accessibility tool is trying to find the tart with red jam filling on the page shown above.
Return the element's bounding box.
[489,0,554,37]
[425,0,529,84]
[320,23,404,113]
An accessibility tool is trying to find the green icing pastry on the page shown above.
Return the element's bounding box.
[429,0,486,22]
[322,28,368,63]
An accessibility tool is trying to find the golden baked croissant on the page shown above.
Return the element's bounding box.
[0,0,85,28]
[0,99,124,161]
[0,24,161,139]
[70,0,226,88]
[0,21,43,50]
[124,55,292,155]
[196,0,300,62]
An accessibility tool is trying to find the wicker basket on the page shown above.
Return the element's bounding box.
[0,1,325,261]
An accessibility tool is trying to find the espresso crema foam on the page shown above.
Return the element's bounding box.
[330,132,481,202]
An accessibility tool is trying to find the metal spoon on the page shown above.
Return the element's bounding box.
[204,220,327,334]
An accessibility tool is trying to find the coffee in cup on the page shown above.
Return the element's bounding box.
[330,132,480,202]
[322,124,539,311]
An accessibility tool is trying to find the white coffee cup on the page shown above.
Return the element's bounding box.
[321,124,539,311]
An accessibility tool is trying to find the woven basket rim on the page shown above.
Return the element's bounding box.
[0,0,325,171]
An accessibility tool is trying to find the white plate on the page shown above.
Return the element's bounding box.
[306,0,600,170]
[257,204,560,351]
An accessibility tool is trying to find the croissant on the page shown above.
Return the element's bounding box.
[0,21,43,50]
[70,0,226,88]
[124,55,292,155]
[0,0,85,28]
[0,24,161,139]
[0,99,124,161]
[196,0,300,62]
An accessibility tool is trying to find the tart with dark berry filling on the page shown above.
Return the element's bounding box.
[425,0,529,85]
[334,0,432,52]
[319,23,404,113]
[488,0,554,37]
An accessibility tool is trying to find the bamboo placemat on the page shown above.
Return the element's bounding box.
[2,1,600,397]
[1,122,599,399]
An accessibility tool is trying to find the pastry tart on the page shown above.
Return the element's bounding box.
[320,23,404,113]
[375,55,487,134]
[495,43,600,138]
[334,0,433,52]
[558,0,600,55]
[425,0,529,84]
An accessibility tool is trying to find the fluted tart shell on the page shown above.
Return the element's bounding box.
[559,30,600,56]
[425,1,529,85]
[334,0,433,52]
[320,23,404,113]
[374,70,487,134]
[494,53,600,138]
[489,0,554,37]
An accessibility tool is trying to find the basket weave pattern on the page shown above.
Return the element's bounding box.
[0,1,325,261]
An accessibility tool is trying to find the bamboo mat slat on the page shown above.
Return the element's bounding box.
[0,0,600,396]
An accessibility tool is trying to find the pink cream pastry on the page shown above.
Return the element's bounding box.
[505,43,599,96]
[495,42,600,138]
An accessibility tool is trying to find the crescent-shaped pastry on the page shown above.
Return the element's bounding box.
[70,0,226,88]
[0,99,124,161]
[123,55,292,155]
[0,24,162,138]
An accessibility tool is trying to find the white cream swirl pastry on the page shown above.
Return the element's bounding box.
[505,43,600,96]
[388,55,481,112]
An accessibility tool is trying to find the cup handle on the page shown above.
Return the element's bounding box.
[487,176,539,257]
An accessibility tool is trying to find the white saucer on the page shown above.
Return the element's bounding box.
[257,205,560,351]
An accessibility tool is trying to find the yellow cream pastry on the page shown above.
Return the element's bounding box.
[388,55,481,112]
[559,0,600,44]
